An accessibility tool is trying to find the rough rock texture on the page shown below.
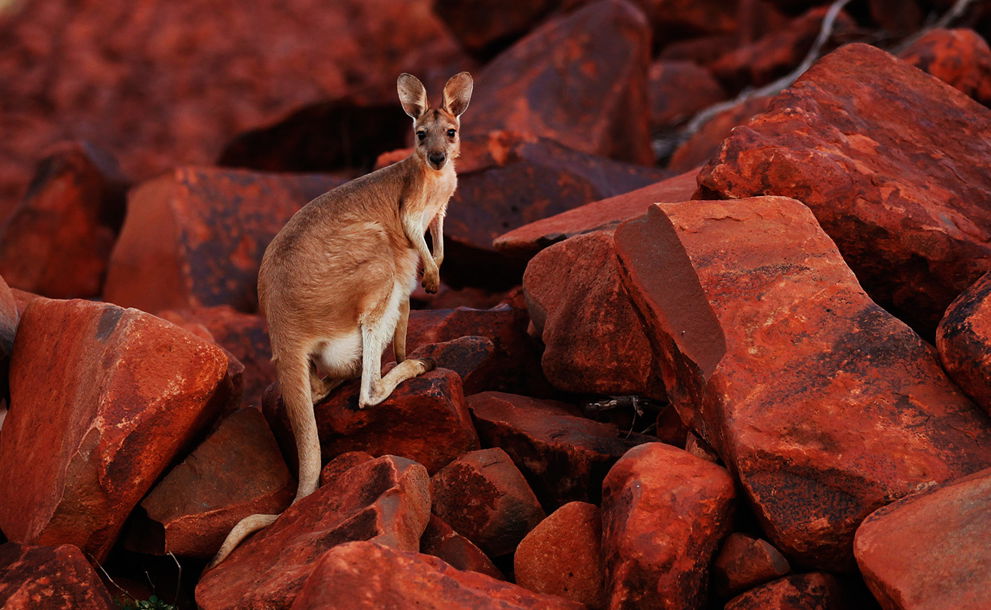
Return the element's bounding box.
[614,197,991,571]
[195,455,430,610]
[0,543,114,609]
[290,541,583,609]
[421,515,503,580]
[468,391,648,505]
[103,167,342,314]
[697,43,991,336]
[514,501,604,607]
[431,447,546,557]
[128,408,293,557]
[407,336,499,396]
[0,298,233,561]
[712,533,791,599]
[493,169,698,259]
[667,96,770,172]
[0,275,18,404]
[0,142,127,298]
[524,231,659,397]
[602,442,735,609]
[854,467,991,610]
[648,60,725,130]
[319,451,374,487]
[265,369,478,474]
[937,271,991,415]
[900,28,991,107]
[724,573,845,610]
[432,0,561,59]
[467,0,653,165]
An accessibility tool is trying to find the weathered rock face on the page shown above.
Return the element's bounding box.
[712,533,791,599]
[265,369,478,474]
[601,442,735,609]
[290,541,583,609]
[319,451,375,487]
[697,43,991,336]
[493,169,698,259]
[195,455,431,610]
[937,271,991,416]
[524,231,659,397]
[467,0,653,165]
[0,142,127,299]
[468,391,648,506]
[667,96,770,172]
[724,573,845,610]
[421,515,503,580]
[407,336,499,396]
[614,197,991,571]
[430,447,546,558]
[432,0,562,59]
[0,275,18,406]
[127,408,293,557]
[854,467,991,610]
[0,298,233,561]
[648,60,725,131]
[514,501,604,607]
[103,167,342,314]
[900,28,991,107]
[0,543,114,609]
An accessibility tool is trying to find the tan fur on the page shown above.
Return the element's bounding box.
[209,72,472,567]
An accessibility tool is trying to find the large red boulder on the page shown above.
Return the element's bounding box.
[0,543,114,609]
[614,197,991,570]
[290,541,583,609]
[195,455,431,609]
[420,515,503,580]
[407,336,499,396]
[432,0,561,59]
[0,298,234,560]
[601,442,735,609]
[0,142,127,299]
[127,408,293,557]
[467,0,653,165]
[724,573,845,610]
[648,61,725,132]
[697,43,991,336]
[712,533,791,599]
[103,167,342,314]
[900,28,991,107]
[854,467,991,610]
[937,271,991,415]
[468,391,648,505]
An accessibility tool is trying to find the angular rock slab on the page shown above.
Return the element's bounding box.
[667,95,771,172]
[431,447,545,558]
[724,573,845,610]
[0,298,232,560]
[524,231,659,397]
[104,167,342,314]
[468,0,653,164]
[900,28,991,107]
[697,43,991,336]
[614,197,991,570]
[712,533,791,599]
[290,541,583,609]
[195,455,430,610]
[937,271,991,415]
[468,391,648,505]
[130,408,293,557]
[514,501,604,607]
[0,543,114,609]
[421,515,503,580]
[854,467,991,610]
[407,335,499,396]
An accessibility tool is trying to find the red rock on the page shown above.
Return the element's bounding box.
[900,28,991,107]
[659,34,741,66]
[514,501,604,607]
[407,336,498,395]
[290,540,583,609]
[432,0,562,59]
[524,231,660,397]
[0,298,233,560]
[937,271,991,415]
[854,467,991,610]
[0,543,114,609]
[636,0,739,40]
[468,1,653,165]
[0,275,18,405]
[614,197,991,570]
[494,168,699,260]
[868,0,924,36]
[601,442,735,609]
[649,60,725,131]
[195,455,430,609]
[667,95,771,172]
[319,451,374,487]
[697,43,991,336]
[7,287,34,317]
[421,515,503,580]
[685,431,720,463]
[655,403,690,447]
[468,391,648,505]
[724,573,845,610]
[0,142,127,299]
[127,408,293,557]
[0,0,465,215]
[712,533,791,599]
[103,167,343,314]
[431,447,546,557]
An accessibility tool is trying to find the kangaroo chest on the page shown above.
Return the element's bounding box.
[406,169,456,231]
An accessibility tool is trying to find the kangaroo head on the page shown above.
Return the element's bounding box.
[397,72,473,172]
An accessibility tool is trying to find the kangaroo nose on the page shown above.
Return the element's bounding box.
[428,152,446,167]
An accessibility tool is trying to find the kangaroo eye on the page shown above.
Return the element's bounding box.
[447,129,456,138]
[416,131,426,141]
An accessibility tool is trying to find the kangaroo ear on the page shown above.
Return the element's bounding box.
[442,72,473,118]
[397,73,428,119]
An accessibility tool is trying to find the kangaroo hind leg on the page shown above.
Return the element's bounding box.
[358,313,434,409]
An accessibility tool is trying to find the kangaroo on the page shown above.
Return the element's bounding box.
[209,72,473,567]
